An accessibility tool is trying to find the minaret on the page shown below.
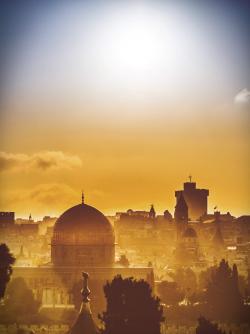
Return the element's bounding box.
[149,204,156,219]
[69,272,99,334]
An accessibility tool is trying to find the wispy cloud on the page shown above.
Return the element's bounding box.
[0,151,82,172]
[18,183,78,206]
[234,88,250,109]
[0,183,80,216]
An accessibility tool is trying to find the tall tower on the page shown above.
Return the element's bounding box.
[175,177,209,221]
[174,193,188,238]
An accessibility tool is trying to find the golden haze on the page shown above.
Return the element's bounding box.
[0,100,249,218]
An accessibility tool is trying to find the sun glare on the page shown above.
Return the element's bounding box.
[87,4,178,97]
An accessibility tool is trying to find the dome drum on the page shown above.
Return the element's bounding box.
[51,244,115,267]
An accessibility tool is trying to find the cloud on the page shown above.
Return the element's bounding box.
[0,183,110,217]
[234,89,250,109]
[21,183,78,206]
[0,183,80,216]
[0,151,82,172]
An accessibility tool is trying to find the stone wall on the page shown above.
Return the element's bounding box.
[161,323,250,334]
[1,323,250,334]
[0,324,69,334]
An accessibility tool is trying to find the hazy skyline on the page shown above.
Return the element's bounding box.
[0,0,249,218]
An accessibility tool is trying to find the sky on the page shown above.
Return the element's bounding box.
[0,0,249,218]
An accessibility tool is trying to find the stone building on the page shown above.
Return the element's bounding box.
[12,197,153,319]
[175,178,209,221]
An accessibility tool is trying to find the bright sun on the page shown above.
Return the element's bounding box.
[87,4,181,97]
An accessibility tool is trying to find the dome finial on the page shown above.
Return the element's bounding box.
[81,272,90,302]
[82,190,84,204]
[69,272,100,334]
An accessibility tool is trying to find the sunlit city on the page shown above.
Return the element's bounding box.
[0,1,249,334]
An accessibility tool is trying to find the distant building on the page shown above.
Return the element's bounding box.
[0,212,38,237]
[163,210,173,222]
[175,227,201,266]
[0,211,15,227]
[175,178,209,221]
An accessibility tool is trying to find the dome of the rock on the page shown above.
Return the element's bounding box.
[51,200,115,267]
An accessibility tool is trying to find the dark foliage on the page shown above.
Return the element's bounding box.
[157,281,184,306]
[169,267,197,296]
[196,316,228,334]
[206,259,243,320]
[99,275,164,334]
[0,277,40,323]
[0,243,15,299]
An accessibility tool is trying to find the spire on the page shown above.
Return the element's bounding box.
[174,193,188,227]
[29,213,32,221]
[175,193,188,211]
[69,272,99,334]
[149,204,156,219]
[82,191,84,205]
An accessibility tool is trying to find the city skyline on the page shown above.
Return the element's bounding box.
[0,176,248,220]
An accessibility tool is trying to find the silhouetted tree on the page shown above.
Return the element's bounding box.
[4,277,40,320]
[199,266,217,291]
[157,281,184,306]
[206,259,242,320]
[188,290,206,305]
[169,267,197,304]
[99,275,164,334]
[0,243,15,299]
[196,316,228,334]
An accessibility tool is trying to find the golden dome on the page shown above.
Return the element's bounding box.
[52,203,114,246]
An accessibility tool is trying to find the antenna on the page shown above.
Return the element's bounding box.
[82,191,84,204]
[188,175,192,182]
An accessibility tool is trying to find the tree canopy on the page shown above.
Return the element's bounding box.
[99,275,164,334]
[206,259,243,320]
[196,316,228,334]
[0,243,15,299]
[3,277,40,322]
[157,281,184,306]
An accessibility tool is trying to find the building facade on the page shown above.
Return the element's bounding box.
[175,179,209,221]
